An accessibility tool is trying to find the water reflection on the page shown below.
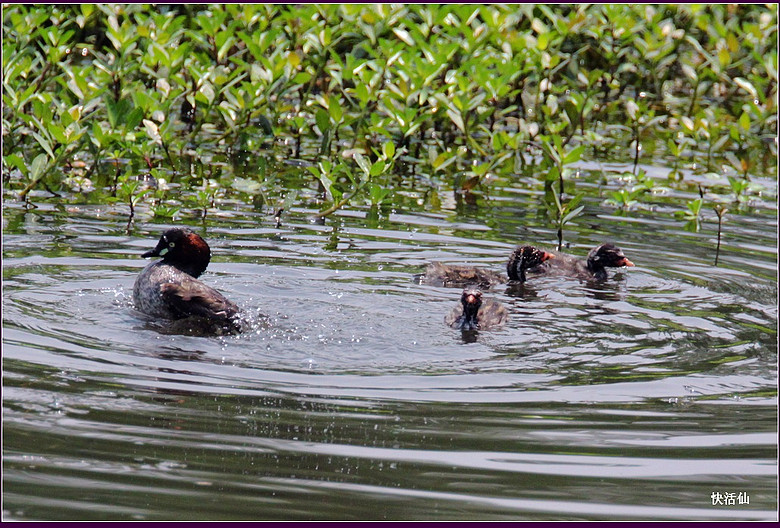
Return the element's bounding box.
[458,330,479,344]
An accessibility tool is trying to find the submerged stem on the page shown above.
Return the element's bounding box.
[714,205,727,266]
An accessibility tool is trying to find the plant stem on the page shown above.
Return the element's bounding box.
[315,185,363,218]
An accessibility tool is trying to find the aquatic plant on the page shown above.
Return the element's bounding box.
[1,4,775,240]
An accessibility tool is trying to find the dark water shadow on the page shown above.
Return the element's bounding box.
[503,282,541,298]
[459,329,479,344]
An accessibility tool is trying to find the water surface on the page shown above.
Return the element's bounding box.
[3,165,777,520]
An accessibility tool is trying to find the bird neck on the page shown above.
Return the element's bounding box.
[460,303,480,330]
[586,257,604,277]
[507,255,527,282]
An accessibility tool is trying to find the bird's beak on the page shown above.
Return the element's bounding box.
[142,239,167,258]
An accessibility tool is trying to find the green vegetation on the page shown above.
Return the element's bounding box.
[2,4,776,242]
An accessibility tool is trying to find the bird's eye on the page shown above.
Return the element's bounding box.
[169,242,175,248]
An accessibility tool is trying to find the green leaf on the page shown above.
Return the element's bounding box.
[353,151,371,176]
[687,197,703,215]
[738,112,751,131]
[281,189,298,211]
[626,99,639,121]
[328,98,343,123]
[566,192,584,212]
[91,121,106,145]
[143,119,162,144]
[106,97,130,129]
[446,108,465,133]
[315,108,330,133]
[718,47,730,67]
[550,184,562,212]
[355,82,370,105]
[200,82,216,104]
[125,108,144,132]
[368,183,392,204]
[561,205,584,225]
[231,177,262,195]
[666,138,681,156]
[30,131,55,158]
[546,164,560,183]
[133,91,157,113]
[472,163,490,176]
[392,27,415,46]
[47,122,68,145]
[319,129,331,156]
[563,145,586,165]
[537,31,550,50]
[432,152,457,172]
[681,63,698,83]
[4,154,26,174]
[541,138,562,166]
[733,77,757,98]
[257,115,274,136]
[383,141,395,159]
[293,71,312,85]
[369,160,386,177]
[30,153,48,180]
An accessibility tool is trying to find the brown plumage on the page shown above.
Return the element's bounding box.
[527,243,635,280]
[133,228,242,334]
[445,288,508,331]
[422,246,555,287]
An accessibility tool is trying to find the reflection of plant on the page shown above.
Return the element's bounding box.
[683,197,703,221]
[728,176,750,204]
[676,186,704,232]
[607,187,643,210]
[150,204,180,219]
[605,169,667,210]
[713,205,727,266]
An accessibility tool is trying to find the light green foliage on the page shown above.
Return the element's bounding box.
[1,4,776,231]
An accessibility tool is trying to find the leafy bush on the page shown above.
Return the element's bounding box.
[2,4,776,235]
